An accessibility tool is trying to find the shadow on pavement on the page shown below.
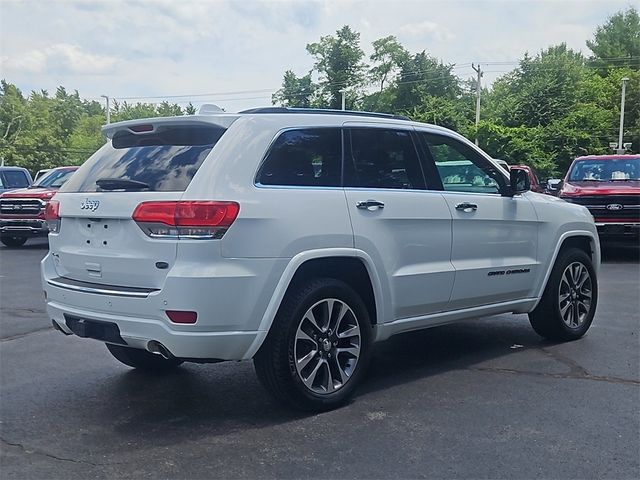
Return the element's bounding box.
[47,316,546,447]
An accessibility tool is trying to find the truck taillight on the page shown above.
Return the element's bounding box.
[132,201,240,239]
[44,200,61,233]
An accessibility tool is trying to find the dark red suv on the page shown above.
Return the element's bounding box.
[559,155,640,241]
[0,166,78,247]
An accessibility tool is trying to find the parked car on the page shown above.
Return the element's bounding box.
[0,166,78,247]
[557,154,640,242]
[510,165,544,193]
[0,166,32,194]
[42,108,599,411]
[493,158,510,173]
[33,168,52,183]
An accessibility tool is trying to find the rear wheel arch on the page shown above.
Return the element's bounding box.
[283,256,378,327]
[247,252,383,360]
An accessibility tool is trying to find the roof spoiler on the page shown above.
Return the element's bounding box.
[101,114,239,139]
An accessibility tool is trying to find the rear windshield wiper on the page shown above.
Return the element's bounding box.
[96,178,151,191]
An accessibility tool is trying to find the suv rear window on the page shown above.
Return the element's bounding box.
[63,124,225,192]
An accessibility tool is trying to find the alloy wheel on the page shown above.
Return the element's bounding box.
[558,261,593,329]
[293,298,361,394]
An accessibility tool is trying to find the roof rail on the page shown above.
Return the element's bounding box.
[239,107,411,121]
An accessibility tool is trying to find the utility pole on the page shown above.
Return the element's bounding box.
[339,88,346,110]
[472,64,483,146]
[100,94,110,124]
[617,77,629,155]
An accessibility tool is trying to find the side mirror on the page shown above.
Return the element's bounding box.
[510,168,530,195]
[546,178,562,192]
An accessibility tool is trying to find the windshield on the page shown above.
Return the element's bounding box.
[1,170,30,188]
[568,158,640,181]
[62,124,225,192]
[33,169,76,188]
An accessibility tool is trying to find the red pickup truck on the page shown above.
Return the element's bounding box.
[558,155,640,241]
[0,166,78,247]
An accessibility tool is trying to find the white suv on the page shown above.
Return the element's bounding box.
[42,108,599,410]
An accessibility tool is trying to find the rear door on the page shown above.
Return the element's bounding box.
[417,131,539,310]
[343,126,454,320]
[49,121,229,289]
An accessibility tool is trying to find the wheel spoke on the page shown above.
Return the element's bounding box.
[302,358,324,389]
[337,325,359,339]
[324,361,335,393]
[333,302,348,333]
[295,328,317,346]
[297,349,318,370]
[578,299,591,314]
[333,356,349,384]
[325,299,335,332]
[572,301,580,327]
[576,268,589,289]
[304,310,323,334]
[337,346,360,358]
[560,301,572,320]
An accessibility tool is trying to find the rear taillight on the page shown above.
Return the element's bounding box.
[132,201,239,239]
[44,200,61,233]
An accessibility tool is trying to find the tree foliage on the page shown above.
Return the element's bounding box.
[306,25,367,109]
[0,85,190,173]
[1,8,637,178]
[587,7,640,68]
[272,8,638,178]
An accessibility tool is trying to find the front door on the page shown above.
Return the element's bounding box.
[417,131,539,310]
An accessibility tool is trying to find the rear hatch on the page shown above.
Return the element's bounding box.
[49,118,233,289]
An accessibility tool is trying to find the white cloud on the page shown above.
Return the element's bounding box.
[2,44,119,75]
[400,20,455,42]
[0,0,632,110]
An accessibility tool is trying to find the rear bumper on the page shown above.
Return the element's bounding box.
[42,252,286,360]
[49,302,262,360]
[0,218,48,236]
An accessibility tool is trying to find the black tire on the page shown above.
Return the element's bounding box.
[254,278,372,412]
[106,343,183,371]
[1,235,27,247]
[529,247,598,341]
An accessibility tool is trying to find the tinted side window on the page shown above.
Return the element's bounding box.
[2,171,30,188]
[419,132,504,194]
[344,128,425,190]
[258,129,342,187]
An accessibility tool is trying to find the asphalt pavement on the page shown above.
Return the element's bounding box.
[1,238,639,479]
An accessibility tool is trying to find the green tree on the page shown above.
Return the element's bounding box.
[487,44,587,128]
[393,52,461,112]
[272,70,315,108]
[587,7,640,70]
[369,35,410,92]
[306,25,367,109]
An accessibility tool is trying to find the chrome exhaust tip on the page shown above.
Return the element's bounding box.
[146,340,173,360]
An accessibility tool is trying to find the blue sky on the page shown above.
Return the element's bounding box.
[0,0,634,112]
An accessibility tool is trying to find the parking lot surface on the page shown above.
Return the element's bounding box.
[1,239,639,479]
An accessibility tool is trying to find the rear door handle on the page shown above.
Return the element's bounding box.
[356,200,385,210]
[455,202,478,212]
